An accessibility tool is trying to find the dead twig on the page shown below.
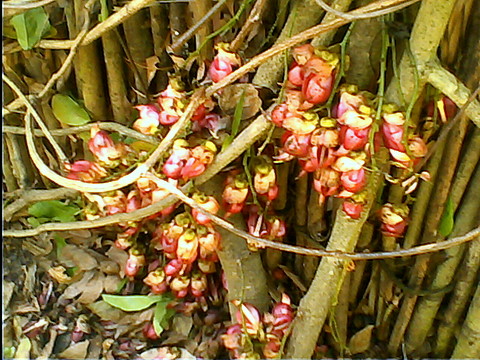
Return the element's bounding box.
[2,123,159,144]
[230,0,269,51]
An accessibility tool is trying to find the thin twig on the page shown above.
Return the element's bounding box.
[37,1,93,99]
[313,0,420,20]
[2,0,56,9]
[230,0,269,51]
[35,0,158,49]
[3,175,479,261]
[2,123,160,144]
[3,73,68,164]
[206,0,423,97]
[170,0,228,53]
[19,88,205,193]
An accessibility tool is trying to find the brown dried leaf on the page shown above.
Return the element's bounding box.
[103,275,123,294]
[61,245,98,271]
[87,301,124,322]
[218,84,262,120]
[106,246,128,277]
[60,271,95,301]
[58,340,89,359]
[77,272,106,304]
[348,324,374,355]
[3,280,15,310]
[146,56,160,86]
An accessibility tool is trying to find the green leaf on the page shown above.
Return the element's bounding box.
[10,8,51,50]
[28,200,79,223]
[153,301,168,336]
[52,94,91,126]
[222,89,246,152]
[101,294,167,312]
[54,235,67,259]
[439,197,455,237]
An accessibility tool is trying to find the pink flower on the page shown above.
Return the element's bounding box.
[341,168,366,193]
[302,73,334,105]
[164,259,184,277]
[234,302,262,336]
[125,252,145,277]
[133,105,160,134]
[288,62,304,87]
[88,127,124,167]
[159,110,180,125]
[190,272,208,297]
[335,90,365,119]
[271,104,289,127]
[65,160,107,182]
[381,122,405,152]
[208,46,240,83]
[281,132,311,157]
[181,157,206,180]
[339,125,370,151]
[343,201,363,219]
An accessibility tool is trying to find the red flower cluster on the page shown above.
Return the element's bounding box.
[222,294,294,359]
[133,81,187,133]
[221,158,286,245]
[143,203,221,298]
[162,139,217,181]
[271,80,373,219]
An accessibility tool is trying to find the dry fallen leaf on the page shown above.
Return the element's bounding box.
[348,324,374,355]
[58,340,90,359]
[77,272,105,304]
[61,245,98,271]
[218,83,262,120]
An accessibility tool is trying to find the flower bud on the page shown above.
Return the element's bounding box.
[343,200,363,219]
[125,252,145,277]
[176,229,199,264]
[234,302,262,337]
[341,168,366,193]
[190,272,208,297]
[133,105,161,135]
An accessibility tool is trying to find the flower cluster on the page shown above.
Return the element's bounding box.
[162,139,217,181]
[134,80,187,133]
[221,157,286,245]
[222,294,294,359]
[143,201,221,298]
[271,81,372,219]
[381,111,427,169]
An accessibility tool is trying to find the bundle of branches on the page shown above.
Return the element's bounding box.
[3,0,480,359]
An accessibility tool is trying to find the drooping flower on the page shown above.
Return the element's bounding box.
[209,44,241,83]
[133,105,161,135]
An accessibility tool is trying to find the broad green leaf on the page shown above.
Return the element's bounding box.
[439,197,455,237]
[52,94,91,126]
[153,301,168,336]
[28,200,79,223]
[222,89,246,152]
[102,294,166,312]
[10,8,51,50]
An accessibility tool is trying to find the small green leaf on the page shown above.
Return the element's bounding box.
[54,235,67,259]
[439,197,455,237]
[222,89,246,152]
[102,294,166,312]
[52,94,91,126]
[10,8,51,50]
[153,301,168,336]
[27,216,42,228]
[28,200,79,223]
[115,278,128,294]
